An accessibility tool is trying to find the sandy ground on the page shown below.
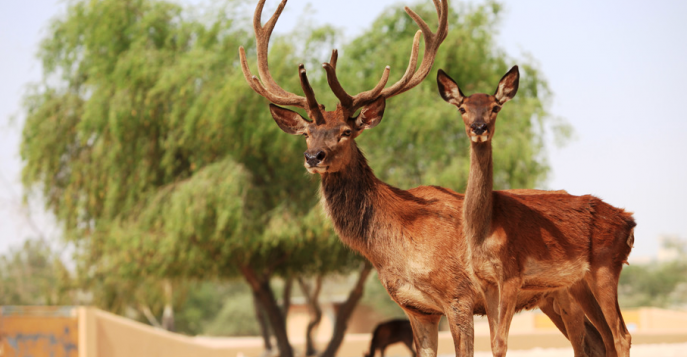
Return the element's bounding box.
[460,343,687,357]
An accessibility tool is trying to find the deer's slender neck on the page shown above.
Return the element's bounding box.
[320,144,380,254]
[464,142,494,245]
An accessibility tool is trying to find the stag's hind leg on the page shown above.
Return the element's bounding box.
[568,280,617,357]
[539,296,606,357]
[584,267,630,357]
[551,290,588,357]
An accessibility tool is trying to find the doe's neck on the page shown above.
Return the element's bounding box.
[464,141,494,245]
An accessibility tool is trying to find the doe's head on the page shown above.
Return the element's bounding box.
[436,66,519,144]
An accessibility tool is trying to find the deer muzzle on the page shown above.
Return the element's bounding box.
[470,123,489,143]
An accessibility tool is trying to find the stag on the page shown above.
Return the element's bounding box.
[437,67,635,357]
[239,1,606,356]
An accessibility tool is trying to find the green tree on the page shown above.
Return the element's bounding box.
[21,0,362,355]
[618,238,687,308]
[0,240,72,305]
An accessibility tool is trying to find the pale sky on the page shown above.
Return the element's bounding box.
[1,0,686,259]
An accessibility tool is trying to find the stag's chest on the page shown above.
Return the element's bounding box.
[376,266,445,316]
[468,229,509,284]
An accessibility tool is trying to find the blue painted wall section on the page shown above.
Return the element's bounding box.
[0,306,79,357]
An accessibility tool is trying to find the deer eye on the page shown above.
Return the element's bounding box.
[492,106,501,113]
[342,130,352,137]
[459,108,466,114]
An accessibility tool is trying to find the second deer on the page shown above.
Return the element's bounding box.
[364,319,415,357]
[437,67,635,357]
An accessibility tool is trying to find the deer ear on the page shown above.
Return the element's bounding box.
[269,104,310,135]
[355,97,386,130]
[437,69,465,106]
[494,66,519,104]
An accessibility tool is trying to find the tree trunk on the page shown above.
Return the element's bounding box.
[320,262,373,357]
[161,279,175,332]
[282,276,293,320]
[252,291,274,353]
[298,276,323,357]
[242,266,293,357]
[138,304,162,328]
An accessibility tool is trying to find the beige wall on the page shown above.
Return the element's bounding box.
[3,306,687,357]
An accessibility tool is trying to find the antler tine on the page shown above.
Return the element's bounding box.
[239,0,317,110]
[298,64,326,124]
[323,50,354,108]
[322,63,353,108]
[432,0,443,19]
[254,0,292,98]
[329,49,338,70]
[379,30,422,98]
[406,0,449,87]
[350,66,391,110]
[239,47,306,107]
[381,0,449,99]
[323,60,391,114]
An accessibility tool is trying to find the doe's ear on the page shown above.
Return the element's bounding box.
[494,66,519,104]
[355,97,386,131]
[437,69,465,106]
[269,104,310,135]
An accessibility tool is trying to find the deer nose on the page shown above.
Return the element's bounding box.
[471,123,488,135]
[304,150,326,167]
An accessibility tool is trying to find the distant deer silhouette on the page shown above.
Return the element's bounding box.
[364,319,415,357]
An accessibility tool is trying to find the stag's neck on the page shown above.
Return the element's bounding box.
[464,142,494,246]
[319,145,384,256]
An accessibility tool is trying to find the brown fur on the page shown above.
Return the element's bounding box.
[438,67,635,357]
[316,137,606,356]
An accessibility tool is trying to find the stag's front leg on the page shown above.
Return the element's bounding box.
[490,278,521,357]
[445,298,475,357]
[405,312,441,357]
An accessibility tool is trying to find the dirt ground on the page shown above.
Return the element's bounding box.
[465,343,687,357]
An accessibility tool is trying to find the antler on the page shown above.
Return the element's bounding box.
[239,0,325,124]
[323,0,449,114]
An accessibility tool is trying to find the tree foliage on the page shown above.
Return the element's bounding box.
[0,240,72,305]
[619,238,687,308]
